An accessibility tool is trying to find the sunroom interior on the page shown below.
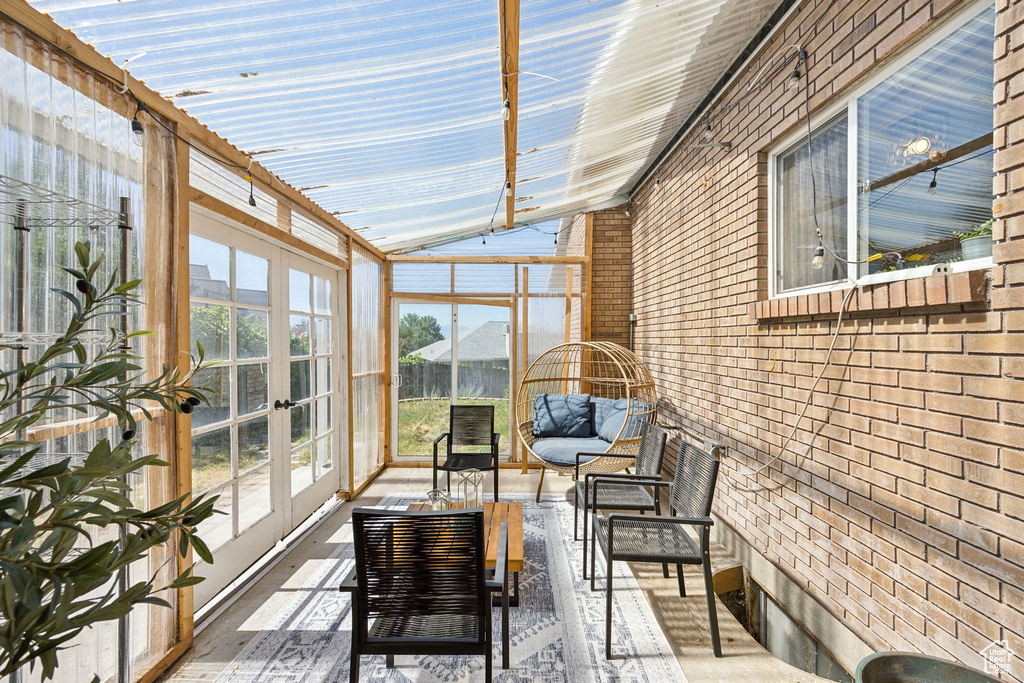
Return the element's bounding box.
[1,0,1021,681]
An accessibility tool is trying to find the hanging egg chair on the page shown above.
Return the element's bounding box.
[515,341,658,501]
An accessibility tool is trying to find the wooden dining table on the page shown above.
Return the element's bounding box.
[408,501,524,605]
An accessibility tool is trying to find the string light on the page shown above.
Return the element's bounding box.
[130,111,144,147]
[505,180,513,197]
[246,173,257,207]
[928,169,938,196]
[788,66,801,89]
[812,244,825,269]
[502,96,511,121]
[553,234,558,245]
[482,234,487,245]
[490,227,495,237]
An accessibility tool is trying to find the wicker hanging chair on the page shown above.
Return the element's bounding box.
[515,341,658,500]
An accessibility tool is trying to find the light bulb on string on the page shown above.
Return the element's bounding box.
[130,101,145,147]
[788,67,801,89]
[553,233,558,246]
[490,227,495,237]
[812,245,824,270]
[131,113,144,147]
[482,234,487,246]
[505,181,512,197]
[246,174,257,207]
[928,169,938,196]
[502,98,511,121]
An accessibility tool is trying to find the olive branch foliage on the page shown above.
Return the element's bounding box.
[0,242,220,680]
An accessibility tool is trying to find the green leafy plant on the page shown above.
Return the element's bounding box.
[398,313,444,357]
[0,242,219,680]
[955,218,993,240]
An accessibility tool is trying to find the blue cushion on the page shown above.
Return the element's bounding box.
[532,437,610,466]
[590,397,618,436]
[533,393,592,438]
[598,398,655,442]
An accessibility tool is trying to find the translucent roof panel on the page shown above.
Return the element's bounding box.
[32,0,780,252]
[515,0,781,223]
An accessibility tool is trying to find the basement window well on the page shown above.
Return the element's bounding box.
[769,1,995,298]
[721,577,854,682]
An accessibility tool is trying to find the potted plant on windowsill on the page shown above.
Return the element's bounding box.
[956,218,994,260]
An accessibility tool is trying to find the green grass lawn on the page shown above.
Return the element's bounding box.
[398,398,510,457]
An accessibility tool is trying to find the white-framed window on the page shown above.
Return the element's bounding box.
[769,1,995,298]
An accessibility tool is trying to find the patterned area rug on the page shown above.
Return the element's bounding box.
[215,494,687,682]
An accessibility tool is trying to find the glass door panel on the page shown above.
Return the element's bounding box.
[282,257,340,526]
[396,302,452,457]
[454,304,511,456]
[188,227,277,607]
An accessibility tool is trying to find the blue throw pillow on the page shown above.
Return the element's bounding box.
[598,398,654,441]
[533,393,592,438]
[590,397,618,436]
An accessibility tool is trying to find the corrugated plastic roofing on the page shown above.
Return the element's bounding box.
[30,0,781,252]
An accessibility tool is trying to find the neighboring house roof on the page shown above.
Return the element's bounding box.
[412,321,509,363]
[189,264,268,306]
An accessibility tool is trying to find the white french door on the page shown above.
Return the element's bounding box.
[188,208,345,607]
[280,253,343,526]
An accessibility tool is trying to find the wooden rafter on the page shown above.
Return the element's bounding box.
[499,0,521,230]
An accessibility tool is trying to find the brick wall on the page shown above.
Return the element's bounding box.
[590,207,633,347]
[629,0,1024,676]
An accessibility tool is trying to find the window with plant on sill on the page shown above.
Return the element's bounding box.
[772,1,995,296]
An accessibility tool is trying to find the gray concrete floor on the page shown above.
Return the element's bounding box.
[160,467,822,682]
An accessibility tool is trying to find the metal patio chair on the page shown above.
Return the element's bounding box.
[433,404,501,501]
[590,441,722,660]
[576,423,668,580]
[340,508,510,681]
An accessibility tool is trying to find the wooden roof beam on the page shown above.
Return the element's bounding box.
[499,0,520,231]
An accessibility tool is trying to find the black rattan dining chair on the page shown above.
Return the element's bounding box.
[433,404,500,501]
[590,441,722,660]
[340,508,509,681]
[575,423,668,581]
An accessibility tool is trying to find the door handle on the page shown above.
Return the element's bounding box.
[275,399,298,410]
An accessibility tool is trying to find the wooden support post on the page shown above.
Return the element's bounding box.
[498,0,521,230]
[346,241,356,498]
[172,133,194,646]
[584,213,594,342]
[508,293,518,466]
[382,261,393,465]
[520,266,529,474]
